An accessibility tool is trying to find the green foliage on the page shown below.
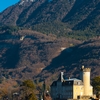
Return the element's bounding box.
[0,25,19,34]
[92,76,100,92]
[22,80,35,89]
[28,93,37,100]
[68,29,97,40]
[21,80,37,100]
[32,21,99,40]
[32,21,70,36]
[0,78,3,84]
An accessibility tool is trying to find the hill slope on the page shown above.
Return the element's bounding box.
[0,0,100,83]
[0,28,100,82]
[0,0,100,35]
[0,28,81,80]
[37,37,100,82]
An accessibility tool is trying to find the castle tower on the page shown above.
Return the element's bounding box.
[80,65,91,96]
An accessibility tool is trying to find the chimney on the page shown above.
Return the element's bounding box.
[61,72,64,82]
[58,72,64,82]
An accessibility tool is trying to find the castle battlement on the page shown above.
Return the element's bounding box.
[83,68,91,72]
[81,65,91,72]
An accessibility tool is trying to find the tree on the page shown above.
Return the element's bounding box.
[20,79,37,100]
[22,80,35,89]
[92,76,100,93]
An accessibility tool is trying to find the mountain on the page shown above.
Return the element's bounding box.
[0,0,75,26]
[1,27,100,83]
[0,28,81,80]
[63,0,100,31]
[0,0,45,25]
[37,37,100,82]
[0,0,100,41]
[0,0,100,36]
[0,0,100,83]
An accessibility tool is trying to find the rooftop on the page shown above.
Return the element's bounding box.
[65,78,81,81]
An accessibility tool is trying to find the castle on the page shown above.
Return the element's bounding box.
[50,66,93,100]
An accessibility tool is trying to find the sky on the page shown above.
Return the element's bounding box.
[0,0,20,12]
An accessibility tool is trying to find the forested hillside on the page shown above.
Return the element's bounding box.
[0,0,100,40]
[0,0,100,83]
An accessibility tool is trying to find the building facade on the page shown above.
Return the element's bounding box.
[50,66,93,100]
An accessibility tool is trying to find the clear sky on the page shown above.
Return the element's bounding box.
[0,0,20,12]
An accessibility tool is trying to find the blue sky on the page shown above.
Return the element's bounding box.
[0,0,20,12]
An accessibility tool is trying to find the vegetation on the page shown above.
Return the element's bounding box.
[0,25,19,34]
[0,79,18,100]
[0,24,99,41]
[20,80,37,100]
[92,76,100,93]
[32,21,99,40]
[0,0,100,40]
[0,79,38,100]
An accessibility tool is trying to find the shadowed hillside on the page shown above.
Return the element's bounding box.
[36,37,100,82]
[0,29,81,80]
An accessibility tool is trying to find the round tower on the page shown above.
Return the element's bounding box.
[80,65,91,96]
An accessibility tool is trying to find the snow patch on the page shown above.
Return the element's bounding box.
[60,47,66,51]
[19,0,36,5]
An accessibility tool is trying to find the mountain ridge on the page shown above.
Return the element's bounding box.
[0,0,99,40]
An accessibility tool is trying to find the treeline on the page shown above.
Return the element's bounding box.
[0,78,52,100]
[32,21,100,40]
[0,25,20,34]
[0,24,99,41]
[0,79,39,100]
